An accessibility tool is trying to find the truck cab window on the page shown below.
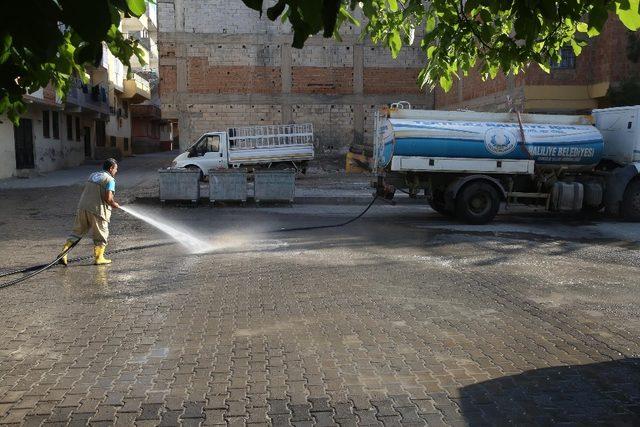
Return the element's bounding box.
[205,135,220,152]
[191,135,221,156]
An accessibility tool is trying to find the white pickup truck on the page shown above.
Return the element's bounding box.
[171,123,315,178]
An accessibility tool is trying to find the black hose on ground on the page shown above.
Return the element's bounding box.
[0,239,81,289]
[0,239,81,280]
[0,197,379,289]
[0,241,176,289]
[273,195,378,233]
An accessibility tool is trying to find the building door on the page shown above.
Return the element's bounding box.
[84,126,91,158]
[95,121,106,147]
[14,118,34,169]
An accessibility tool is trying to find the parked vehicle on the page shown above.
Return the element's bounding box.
[373,102,640,224]
[171,123,314,178]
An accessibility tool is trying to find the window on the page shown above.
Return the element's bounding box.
[110,136,117,147]
[122,101,129,118]
[124,137,129,151]
[52,111,59,139]
[66,115,73,141]
[204,135,220,152]
[42,111,50,138]
[75,117,81,141]
[190,135,221,157]
[551,47,576,69]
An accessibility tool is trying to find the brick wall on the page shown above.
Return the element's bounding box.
[187,60,281,94]
[364,68,422,94]
[159,65,177,97]
[291,67,353,94]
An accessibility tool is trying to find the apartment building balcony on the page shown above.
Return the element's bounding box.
[23,85,63,108]
[122,13,151,33]
[122,74,151,104]
[131,104,161,119]
[65,78,110,118]
[126,41,151,69]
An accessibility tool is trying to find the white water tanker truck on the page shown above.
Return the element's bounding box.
[373,102,640,224]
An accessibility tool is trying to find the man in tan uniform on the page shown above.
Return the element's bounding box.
[59,158,120,265]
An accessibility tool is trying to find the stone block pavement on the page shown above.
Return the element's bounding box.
[1,190,640,425]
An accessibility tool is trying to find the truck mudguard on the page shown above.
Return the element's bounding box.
[604,163,640,215]
[444,175,508,211]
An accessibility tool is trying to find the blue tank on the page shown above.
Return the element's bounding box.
[377,118,604,171]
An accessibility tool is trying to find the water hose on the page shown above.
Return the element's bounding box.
[0,241,175,289]
[273,195,378,233]
[0,197,379,289]
[0,239,81,289]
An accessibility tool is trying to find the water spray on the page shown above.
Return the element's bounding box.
[119,205,214,254]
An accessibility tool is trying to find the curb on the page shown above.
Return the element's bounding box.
[133,195,426,206]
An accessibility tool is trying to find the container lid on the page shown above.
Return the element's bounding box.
[159,168,200,173]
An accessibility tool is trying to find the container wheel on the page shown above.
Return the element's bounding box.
[622,179,640,221]
[455,182,500,224]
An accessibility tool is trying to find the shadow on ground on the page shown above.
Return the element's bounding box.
[459,358,640,425]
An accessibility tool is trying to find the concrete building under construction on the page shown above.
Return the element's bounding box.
[157,0,432,164]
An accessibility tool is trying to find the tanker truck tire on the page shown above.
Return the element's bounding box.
[429,191,454,218]
[455,182,500,225]
[429,200,453,217]
[622,180,640,221]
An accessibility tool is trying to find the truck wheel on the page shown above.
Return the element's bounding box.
[455,182,500,224]
[428,192,454,217]
[186,165,204,181]
[622,179,640,221]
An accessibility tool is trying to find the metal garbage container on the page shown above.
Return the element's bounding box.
[159,168,200,203]
[254,170,295,204]
[209,169,247,203]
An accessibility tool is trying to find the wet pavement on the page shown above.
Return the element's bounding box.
[1,161,640,426]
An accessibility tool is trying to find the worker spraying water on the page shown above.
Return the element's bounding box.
[57,156,213,265]
[59,158,120,266]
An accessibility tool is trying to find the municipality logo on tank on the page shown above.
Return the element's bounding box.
[484,128,518,155]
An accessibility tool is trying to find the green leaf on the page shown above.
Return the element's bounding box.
[388,0,398,12]
[616,0,640,30]
[439,73,453,91]
[426,45,437,59]
[241,0,263,15]
[292,30,310,49]
[576,21,588,32]
[267,0,286,21]
[488,64,498,79]
[464,0,480,14]
[388,29,401,58]
[538,61,551,73]
[588,3,609,33]
[570,38,582,55]
[60,0,112,43]
[322,0,342,37]
[539,0,558,20]
[126,0,146,17]
[425,15,436,32]
[339,7,360,26]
